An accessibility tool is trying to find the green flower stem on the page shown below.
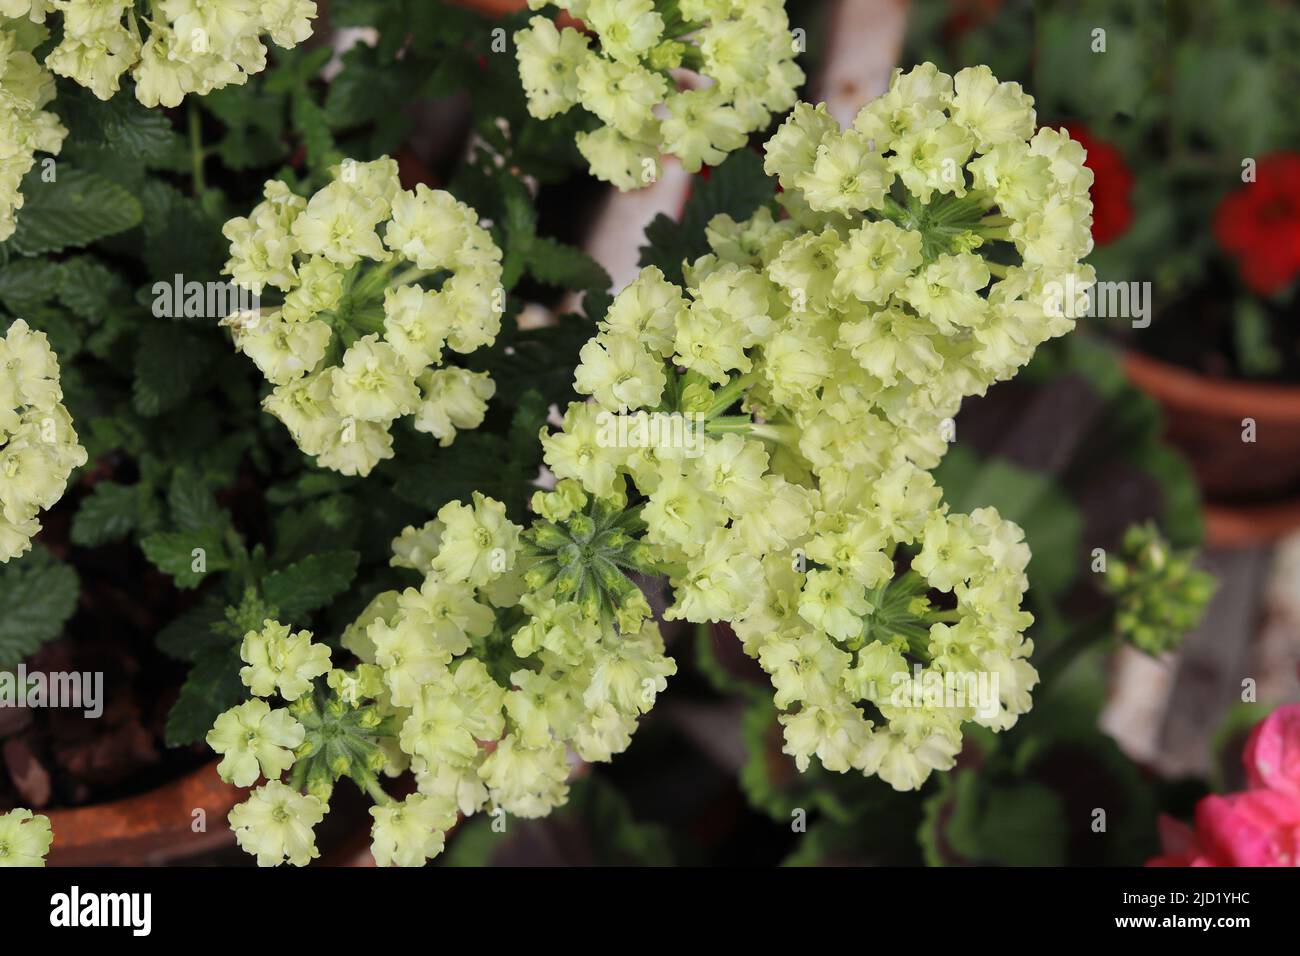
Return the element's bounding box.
[363,778,395,808]
[705,372,758,418]
[349,259,402,301]
[747,422,796,444]
[925,608,963,624]
[389,266,434,288]
[703,415,756,434]
[704,417,795,446]
[347,304,388,335]
[880,195,915,229]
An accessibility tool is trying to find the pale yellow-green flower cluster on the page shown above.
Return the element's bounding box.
[221,158,504,477]
[4,0,316,107]
[208,492,675,866]
[538,65,1090,790]
[515,0,803,188]
[0,320,88,563]
[0,21,66,241]
[0,808,53,866]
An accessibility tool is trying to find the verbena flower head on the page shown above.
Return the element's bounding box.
[221,158,504,476]
[208,495,674,865]
[0,808,53,866]
[0,319,88,562]
[9,0,316,107]
[0,22,66,241]
[539,65,1093,790]
[515,0,804,188]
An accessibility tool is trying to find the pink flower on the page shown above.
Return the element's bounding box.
[1148,703,1300,867]
[1244,705,1300,798]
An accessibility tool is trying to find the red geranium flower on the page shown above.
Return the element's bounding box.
[1214,152,1300,295]
[1063,123,1134,245]
[1148,704,1300,867]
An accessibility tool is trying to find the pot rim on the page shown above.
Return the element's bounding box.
[1204,499,1300,548]
[43,759,243,863]
[1124,348,1300,422]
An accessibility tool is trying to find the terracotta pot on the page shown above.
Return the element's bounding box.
[1123,349,1300,541]
[44,760,244,866]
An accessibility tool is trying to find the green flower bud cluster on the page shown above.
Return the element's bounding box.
[522,483,662,631]
[1104,523,1216,656]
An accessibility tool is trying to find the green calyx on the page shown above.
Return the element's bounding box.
[851,570,954,658]
[286,688,401,803]
[318,260,438,353]
[521,497,661,629]
[880,189,997,263]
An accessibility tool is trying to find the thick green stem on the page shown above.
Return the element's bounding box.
[363,778,395,807]
[705,372,758,418]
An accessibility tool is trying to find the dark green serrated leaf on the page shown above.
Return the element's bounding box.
[138,179,227,281]
[141,528,229,588]
[500,175,537,291]
[57,86,185,165]
[526,236,610,293]
[164,644,244,746]
[5,167,143,256]
[262,550,360,621]
[0,259,59,314]
[71,481,147,547]
[293,95,338,176]
[0,548,79,668]
[167,468,228,534]
[155,595,229,663]
[133,323,217,416]
[58,256,127,320]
